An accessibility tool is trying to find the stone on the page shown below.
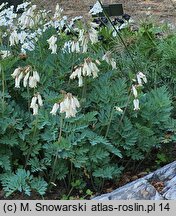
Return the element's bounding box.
[163,188,176,200]
[108,180,164,200]
[92,161,176,200]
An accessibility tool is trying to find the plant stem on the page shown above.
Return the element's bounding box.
[25,116,38,168]
[117,91,133,131]
[49,115,64,189]
[0,65,5,113]
[68,161,73,190]
[105,107,114,138]
[97,0,137,72]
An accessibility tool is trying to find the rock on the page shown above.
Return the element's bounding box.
[108,180,164,200]
[163,188,176,200]
[92,161,176,200]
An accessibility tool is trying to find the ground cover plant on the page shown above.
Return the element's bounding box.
[0,1,175,199]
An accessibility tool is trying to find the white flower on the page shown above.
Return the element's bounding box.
[16,2,31,12]
[30,96,38,108]
[102,52,117,69]
[0,50,11,59]
[9,30,19,46]
[53,4,63,20]
[11,67,24,88]
[18,31,27,44]
[89,62,99,78]
[78,76,83,87]
[137,72,147,86]
[78,30,88,53]
[28,71,40,88]
[15,72,23,88]
[82,61,91,76]
[132,85,138,98]
[33,71,40,82]
[83,58,99,77]
[110,59,117,69]
[0,2,8,11]
[89,28,98,44]
[32,104,39,115]
[37,94,43,107]
[115,107,123,113]
[52,93,80,118]
[50,103,60,115]
[29,76,37,88]
[70,58,99,87]
[133,99,140,111]
[23,71,30,87]
[30,93,43,115]
[47,35,57,54]
[75,41,80,53]
[89,1,103,15]
[11,67,22,78]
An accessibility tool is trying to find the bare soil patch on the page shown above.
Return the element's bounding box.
[33,0,176,26]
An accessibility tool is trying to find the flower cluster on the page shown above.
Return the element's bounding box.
[63,23,99,54]
[50,92,80,118]
[102,52,117,69]
[11,66,40,88]
[70,58,100,87]
[30,93,43,115]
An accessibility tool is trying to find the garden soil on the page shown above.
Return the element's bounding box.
[33,0,176,26]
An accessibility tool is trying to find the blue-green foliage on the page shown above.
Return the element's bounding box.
[0,17,175,198]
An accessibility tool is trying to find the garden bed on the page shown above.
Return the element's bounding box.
[0,1,176,200]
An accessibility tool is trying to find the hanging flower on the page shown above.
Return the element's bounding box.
[15,72,24,88]
[50,92,80,118]
[60,93,80,118]
[71,41,80,53]
[102,52,117,69]
[88,27,98,44]
[29,71,40,88]
[11,67,22,79]
[23,65,32,87]
[47,35,57,54]
[12,66,40,89]
[50,103,60,115]
[78,29,88,53]
[132,85,138,98]
[30,93,43,115]
[70,66,83,87]
[70,58,99,87]
[82,58,99,78]
[137,72,147,86]
[37,93,43,106]
[9,30,19,46]
[133,99,140,111]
